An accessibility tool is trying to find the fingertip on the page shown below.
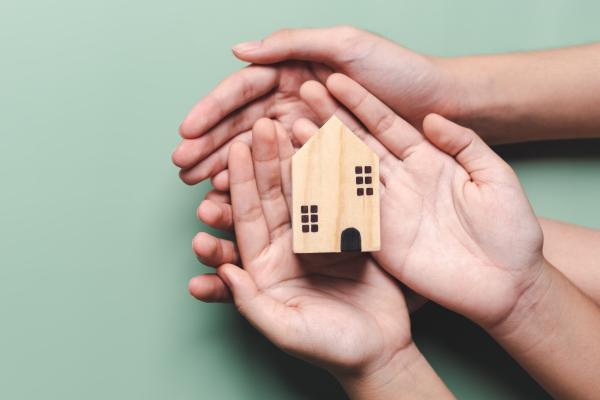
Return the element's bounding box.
[179,117,204,139]
[216,263,243,291]
[171,141,188,168]
[228,142,253,184]
[178,169,196,186]
[192,231,217,258]
[211,170,230,191]
[422,113,470,152]
[252,117,277,139]
[325,72,349,90]
[422,113,446,131]
[252,118,279,161]
[292,118,319,145]
[299,80,326,99]
[232,40,263,55]
[197,199,222,224]
[188,275,210,297]
[228,141,250,163]
[188,274,231,303]
[171,148,182,167]
[178,121,193,138]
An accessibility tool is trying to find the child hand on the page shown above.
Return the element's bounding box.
[294,74,545,329]
[194,118,413,380]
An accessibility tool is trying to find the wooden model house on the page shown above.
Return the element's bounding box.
[292,116,380,253]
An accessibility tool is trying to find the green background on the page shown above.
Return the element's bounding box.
[1,0,599,398]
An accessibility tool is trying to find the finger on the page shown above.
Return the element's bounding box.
[217,263,298,349]
[197,199,233,231]
[179,130,251,185]
[274,121,294,210]
[299,80,393,165]
[422,114,513,184]
[204,189,230,204]
[232,26,369,67]
[180,65,278,139]
[188,274,232,303]
[251,119,291,239]
[211,170,230,191]
[192,232,239,266]
[228,142,270,262]
[173,97,263,169]
[308,62,334,85]
[326,73,425,160]
[291,118,319,146]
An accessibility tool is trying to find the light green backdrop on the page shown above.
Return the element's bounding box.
[1,0,599,398]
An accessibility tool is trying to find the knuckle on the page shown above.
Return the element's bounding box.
[234,203,263,224]
[260,183,281,201]
[239,72,255,101]
[273,27,293,41]
[331,26,372,65]
[373,112,396,135]
[349,88,369,111]
[463,127,476,137]
[332,24,360,38]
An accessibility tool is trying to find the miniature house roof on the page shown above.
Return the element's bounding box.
[293,115,377,160]
[291,115,380,253]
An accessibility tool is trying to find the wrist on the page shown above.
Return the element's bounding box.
[435,54,516,144]
[335,342,454,400]
[481,259,600,399]
[483,257,555,344]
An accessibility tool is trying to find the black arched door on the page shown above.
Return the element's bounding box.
[341,228,361,252]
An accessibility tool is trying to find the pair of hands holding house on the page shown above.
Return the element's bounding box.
[173,27,600,399]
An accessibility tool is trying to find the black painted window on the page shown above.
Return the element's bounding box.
[355,165,374,196]
[300,204,318,233]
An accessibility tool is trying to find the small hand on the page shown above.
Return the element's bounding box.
[189,119,412,378]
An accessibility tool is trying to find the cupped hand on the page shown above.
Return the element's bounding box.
[189,119,412,377]
[291,74,545,328]
[172,61,329,185]
[173,26,461,187]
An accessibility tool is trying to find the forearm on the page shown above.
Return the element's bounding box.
[539,218,600,305]
[337,343,454,400]
[487,260,600,399]
[441,44,600,144]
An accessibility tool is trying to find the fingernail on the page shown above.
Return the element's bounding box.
[232,40,262,53]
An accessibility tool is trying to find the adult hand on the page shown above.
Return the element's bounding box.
[173,26,461,187]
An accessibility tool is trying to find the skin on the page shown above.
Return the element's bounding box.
[178,26,600,397]
[191,118,453,399]
[192,75,600,399]
[539,218,600,305]
[179,26,600,307]
[173,27,600,186]
[172,26,454,186]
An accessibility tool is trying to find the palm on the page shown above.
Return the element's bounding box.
[245,228,410,372]
[290,74,543,326]
[260,62,323,132]
[175,25,458,185]
[215,118,411,375]
[377,143,542,324]
[174,61,328,184]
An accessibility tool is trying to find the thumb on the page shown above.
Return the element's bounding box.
[232,26,366,66]
[216,264,296,348]
[422,113,514,184]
